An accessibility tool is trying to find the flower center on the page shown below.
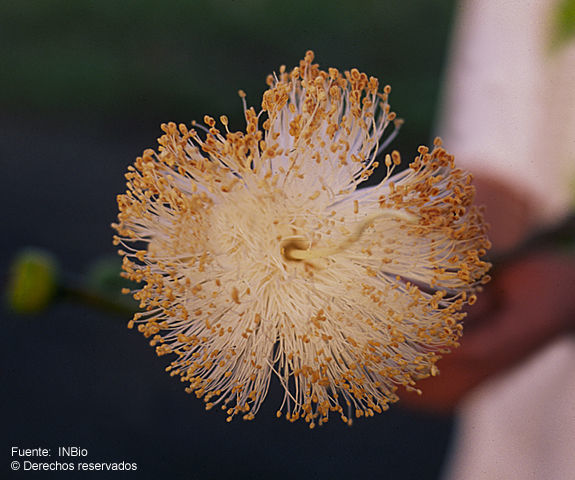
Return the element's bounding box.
[279,236,309,262]
[208,188,313,272]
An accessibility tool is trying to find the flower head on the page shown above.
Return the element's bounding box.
[113,51,490,426]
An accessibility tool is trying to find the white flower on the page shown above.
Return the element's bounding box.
[113,51,490,427]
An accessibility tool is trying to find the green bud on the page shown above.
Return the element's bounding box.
[6,248,59,314]
[85,256,138,312]
[86,256,134,299]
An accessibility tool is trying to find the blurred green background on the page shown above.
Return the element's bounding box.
[0,0,455,149]
[2,1,458,479]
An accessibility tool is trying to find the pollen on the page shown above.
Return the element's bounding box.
[114,50,491,427]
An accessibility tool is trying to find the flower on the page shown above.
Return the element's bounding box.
[113,51,490,427]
